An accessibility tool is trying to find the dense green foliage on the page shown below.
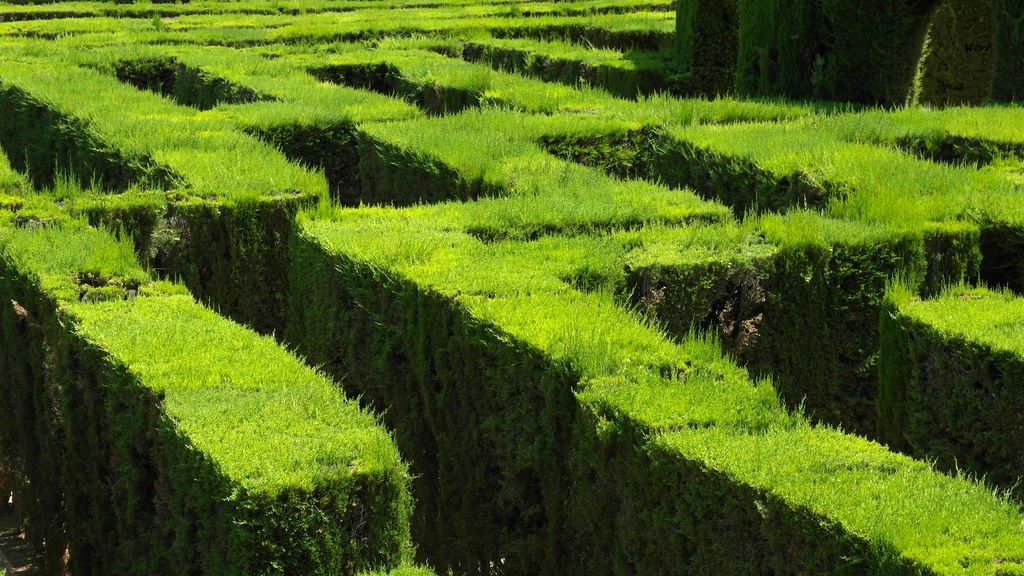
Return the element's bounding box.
[0,212,412,575]
[994,0,1024,101]
[736,0,941,104]
[920,0,997,106]
[880,284,1024,497]
[0,2,1022,575]
[674,0,737,95]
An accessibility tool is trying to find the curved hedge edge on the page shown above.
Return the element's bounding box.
[919,0,997,107]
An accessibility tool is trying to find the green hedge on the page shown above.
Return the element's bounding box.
[459,38,667,99]
[287,207,1024,576]
[0,219,412,576]
[919,0,997,107]
[353,111,730,229]
[880,284,1024,498]
[674,0,738,95]
[0,53,326,332]
[735,0,941,104]
[745,215,979,434]
[114,56,271,110]
[74,42,420,203]
[994,0,1024,101]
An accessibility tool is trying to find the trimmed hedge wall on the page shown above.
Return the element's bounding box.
[994,0,1024,101]
[0,55,323,333]
[879,285,1024,497]
[674,0,738,95]
[735,0,941,104]
[919,0,997,107]
[286,227,581,574]
[0,220,412,576]
[745,217,980,435]
[287,211,1024,576]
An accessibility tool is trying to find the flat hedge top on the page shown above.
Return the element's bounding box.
[666,120,1019,226]
[662,425,1024,576]
[892,285,1024,357]
[66,294,405,495]
[0,54,328,202]
[0,222,163,302]
[303,213,792,433]
[0,222,404,495]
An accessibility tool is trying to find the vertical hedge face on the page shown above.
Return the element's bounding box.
[675,0,739,95]
[817,0,942,104]
[735,0,819,99]
[993,0,1024,101]
[919,0,997,106]
[879,287,1024,499]
[734,0,941,104]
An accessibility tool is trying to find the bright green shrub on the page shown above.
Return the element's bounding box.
[71,42,420,203]
[825,106,1024,167]
[746,215,979,434]
[0,53,325,332]
[0,219,412,576]
[114,56,271,110]
[880,284,1024,497]
[919,0,997,107]
[736,0,941,104]
[286,207,1024,576]
[353,110,730,227]
[674,0,738,95]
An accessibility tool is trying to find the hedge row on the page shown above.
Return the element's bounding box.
[286,205,1024,575]
[79,42,420,202]
[0,10,675,49]
[0,51,330,333]
[538,116,994,434]
[0,210,412,576]
[350,110,731,231]
[825,105,1024,166]
[880,284,1024,498]
[0,0,670,23]
[457,37,668,98]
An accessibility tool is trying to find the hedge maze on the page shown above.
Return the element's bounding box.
[0,0,1023,574]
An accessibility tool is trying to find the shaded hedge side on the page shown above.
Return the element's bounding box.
[920,0,997,106]
[675,0,738,95]
[994,0,1024,101]
[879,286,1024,498]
